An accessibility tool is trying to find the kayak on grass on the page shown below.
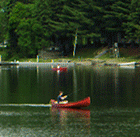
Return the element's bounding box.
[50,97,90,108]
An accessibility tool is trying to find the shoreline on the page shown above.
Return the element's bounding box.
[1,58,140,67]
[19,60,140,67]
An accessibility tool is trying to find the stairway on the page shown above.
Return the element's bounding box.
[94,49,108,58]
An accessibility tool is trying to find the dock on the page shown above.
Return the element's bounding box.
[0,62,19,66]
[0,61,74,66]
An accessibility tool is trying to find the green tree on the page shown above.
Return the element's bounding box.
[100,0,131,46]
[4,0,139,58]
[48,0,105,52]
[33,0,53,48]
[6,1,43,57]
[123,0,140,42]
[0,10,6,43]
[8,2,30,57]
[0,0,9,43]
[49,0,103,39]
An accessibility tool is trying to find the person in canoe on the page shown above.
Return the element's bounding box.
[57,91,68,104]
[57,64,60,69]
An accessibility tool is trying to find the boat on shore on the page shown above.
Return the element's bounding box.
[119,66,136,69]
[50,97,90,108]
[118,62,136,66]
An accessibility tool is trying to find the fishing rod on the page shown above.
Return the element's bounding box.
[67,92,73,97]
[67,88,81,97]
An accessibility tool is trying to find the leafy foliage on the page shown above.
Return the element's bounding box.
[0,0,9,42]
[123,0,140,42]
[0,0,140,58]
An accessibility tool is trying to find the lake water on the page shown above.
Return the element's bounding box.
[0,64,140,136]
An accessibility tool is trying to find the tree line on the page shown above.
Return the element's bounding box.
[0,0,140,58]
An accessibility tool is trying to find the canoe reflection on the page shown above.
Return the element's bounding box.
[51,107,90,118]
[50,108,90,135]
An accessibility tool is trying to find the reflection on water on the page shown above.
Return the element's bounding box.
[0,64,139,106]
[0,106,90,137]
[73,66,78,101]
[0,106,52,136]
[0,65,140,136]
[1,106,140,136]
[50,108,90,136]
[90,107,140,136]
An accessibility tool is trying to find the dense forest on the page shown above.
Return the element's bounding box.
[0,0,140,58]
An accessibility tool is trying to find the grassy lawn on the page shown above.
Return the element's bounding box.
[17,47,140,63]
[0,46,140,63]
[99,47,140,63]
[17,47,100,62]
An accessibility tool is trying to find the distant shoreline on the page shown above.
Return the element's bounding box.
[18,59,140,67]
[1,58,139,67]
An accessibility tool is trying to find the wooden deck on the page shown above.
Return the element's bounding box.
[0,62,19,66]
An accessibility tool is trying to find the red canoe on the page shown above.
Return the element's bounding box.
[50,97,90,108]
[52,67,67,71]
